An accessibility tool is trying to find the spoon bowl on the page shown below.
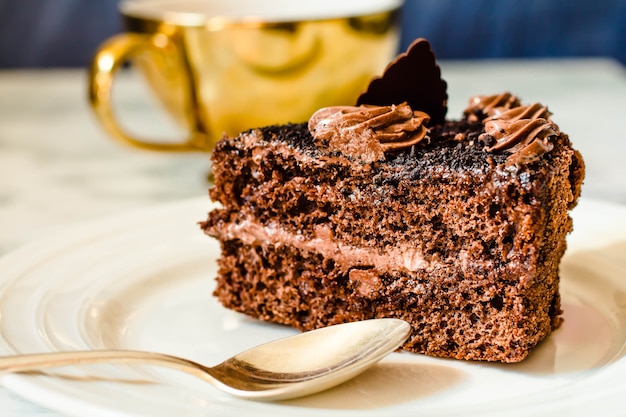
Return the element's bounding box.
[0,318,411,401]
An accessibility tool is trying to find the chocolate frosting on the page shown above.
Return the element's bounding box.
[464,92,521,122]
[357,38,448,126]
[308,103,430,163]
[465,92,559,165]
[481,118,557,165]
[485,103,552,122]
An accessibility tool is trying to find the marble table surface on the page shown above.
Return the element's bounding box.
[1,58,625,416]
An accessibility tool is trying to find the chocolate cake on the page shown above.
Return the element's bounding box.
[200,39,585,363]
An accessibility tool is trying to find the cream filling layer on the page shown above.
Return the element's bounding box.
[209,216,430,273]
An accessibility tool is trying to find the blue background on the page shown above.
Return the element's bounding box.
[0,0,624,68]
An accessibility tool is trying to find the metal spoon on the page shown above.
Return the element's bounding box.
[0,318,410,401]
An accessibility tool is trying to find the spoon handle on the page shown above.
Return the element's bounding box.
[0,350,213,381]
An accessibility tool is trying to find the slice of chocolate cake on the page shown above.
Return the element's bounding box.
[200,39,584,363]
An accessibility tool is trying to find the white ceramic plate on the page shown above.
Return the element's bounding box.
[1,197,626,417]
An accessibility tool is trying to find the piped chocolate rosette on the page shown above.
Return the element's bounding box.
[464,92,521,123]
[308,103,430,163]
[467,93,559,165]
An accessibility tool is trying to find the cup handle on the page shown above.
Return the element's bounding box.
[88,33,209,152]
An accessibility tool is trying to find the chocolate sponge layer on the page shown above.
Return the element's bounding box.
[202,121,584,363]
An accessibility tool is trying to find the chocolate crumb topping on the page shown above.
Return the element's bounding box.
[357,38,448,126]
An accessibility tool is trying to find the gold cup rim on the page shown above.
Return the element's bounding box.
[120,0,403,29]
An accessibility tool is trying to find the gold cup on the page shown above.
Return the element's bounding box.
[88,0,402,152]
